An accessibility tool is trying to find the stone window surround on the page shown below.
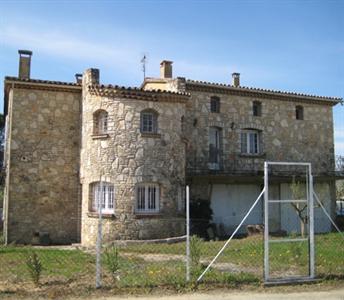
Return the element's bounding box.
[240,129,262,155]
[252,100,262,117]
[210,96,220,113]
[140,109,158,134]
[93,109,109,135]
[135,183,160,214]
[296,105,304,120]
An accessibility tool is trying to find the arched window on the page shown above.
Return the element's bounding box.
[93,110,108,135]
[210,96,220,113]
[296,105,304,120]
[253,101,262,117]
[140,109,158,134]
[90,182,114,214]
[135,183,160,213]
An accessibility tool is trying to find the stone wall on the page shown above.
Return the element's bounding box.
[184,90,335,175]
[3,86,81,244]
[80,70,186,246]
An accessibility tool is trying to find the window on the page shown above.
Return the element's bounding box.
[241,130,260,154]
[296,105,304,120]
[140,109,158,133]
[253,101,262,117]
[210,96,220,113]
[91,182,114,214]
[136,183,160,213]
[209,127,222,169]
[93,110,108,134]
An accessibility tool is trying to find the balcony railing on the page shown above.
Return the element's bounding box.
[187,154,344,178]
[186,153,265,176]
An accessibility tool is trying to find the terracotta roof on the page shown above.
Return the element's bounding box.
[5,76,81,87]
[186,79,342,103]
[90,83,189,96]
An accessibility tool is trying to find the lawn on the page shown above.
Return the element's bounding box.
[0,232,342,291]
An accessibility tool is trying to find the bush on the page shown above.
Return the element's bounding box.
[25,251,42,287]
[190,235,203,278]
[103,246,120,282]
[190,199,213,239]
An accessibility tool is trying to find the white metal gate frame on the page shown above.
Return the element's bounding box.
[264,161,314,284]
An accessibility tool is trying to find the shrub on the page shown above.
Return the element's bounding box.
[26,251,42,287]
[103,246,120,282]
[190,235,203,279]
[190,199,213,239]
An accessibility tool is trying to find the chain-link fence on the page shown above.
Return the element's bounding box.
[0,185,343,293]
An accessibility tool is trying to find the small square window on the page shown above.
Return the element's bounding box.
[253,101,262,117]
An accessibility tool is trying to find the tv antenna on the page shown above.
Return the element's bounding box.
[141,53,148,80]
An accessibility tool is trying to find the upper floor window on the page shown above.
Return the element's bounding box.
[93,110,108,135]
[140,109,158,134]
[241,129,260,154]
[253,101,262,117]
[90,182,114,214]
[136,183,160,213]
[296,105,304,120]
[210,96,220,113]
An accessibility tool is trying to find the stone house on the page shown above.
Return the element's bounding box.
[2,50,342,246]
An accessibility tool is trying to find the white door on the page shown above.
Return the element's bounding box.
[210,184,262,235]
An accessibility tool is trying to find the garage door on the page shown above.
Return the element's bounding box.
[210,184,263,235]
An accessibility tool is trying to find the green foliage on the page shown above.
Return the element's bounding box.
[190,199,213,238]
[25,251,42,286]
[103,246,120,282]
[190,235,203,279]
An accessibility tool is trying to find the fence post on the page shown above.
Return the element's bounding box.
[186,185,190,282]
[95,177,103,288]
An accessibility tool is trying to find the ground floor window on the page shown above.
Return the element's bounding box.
[91,182,114,214]
[136,183,160,213]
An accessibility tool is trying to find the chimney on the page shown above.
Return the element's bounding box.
[75,73,82,84]
[160,60,173,79]
[232,72,240,87]
[83,68,100,86]
[18,50,33,79]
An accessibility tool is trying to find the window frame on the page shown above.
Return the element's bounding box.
[140,109,158,134]
[296,105,304,120]
[93,110,108,135]
[253,101,262,117]
[135,183,160,214]
[210,96,220,113]
[241,129,260,154]
[91,182,115,214]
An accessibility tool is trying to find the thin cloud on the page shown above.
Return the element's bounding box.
[0,25,140,74]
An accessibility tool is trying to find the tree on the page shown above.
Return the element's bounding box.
[290,178,308,238]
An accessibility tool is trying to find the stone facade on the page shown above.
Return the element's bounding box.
[3,84,81,244]
[2,52,341,245]
[80,69,187,246]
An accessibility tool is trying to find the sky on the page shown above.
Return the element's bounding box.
[0,0,343,156]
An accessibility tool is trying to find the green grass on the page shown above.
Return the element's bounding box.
[0,232,342,290]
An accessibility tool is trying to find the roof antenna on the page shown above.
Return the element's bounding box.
[141,53,148,80]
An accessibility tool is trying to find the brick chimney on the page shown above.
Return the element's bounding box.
[232,72,240,87]
[160,60,173,79]
[18,50,33,79]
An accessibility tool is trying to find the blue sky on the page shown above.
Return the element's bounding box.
[0,0,343,155]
